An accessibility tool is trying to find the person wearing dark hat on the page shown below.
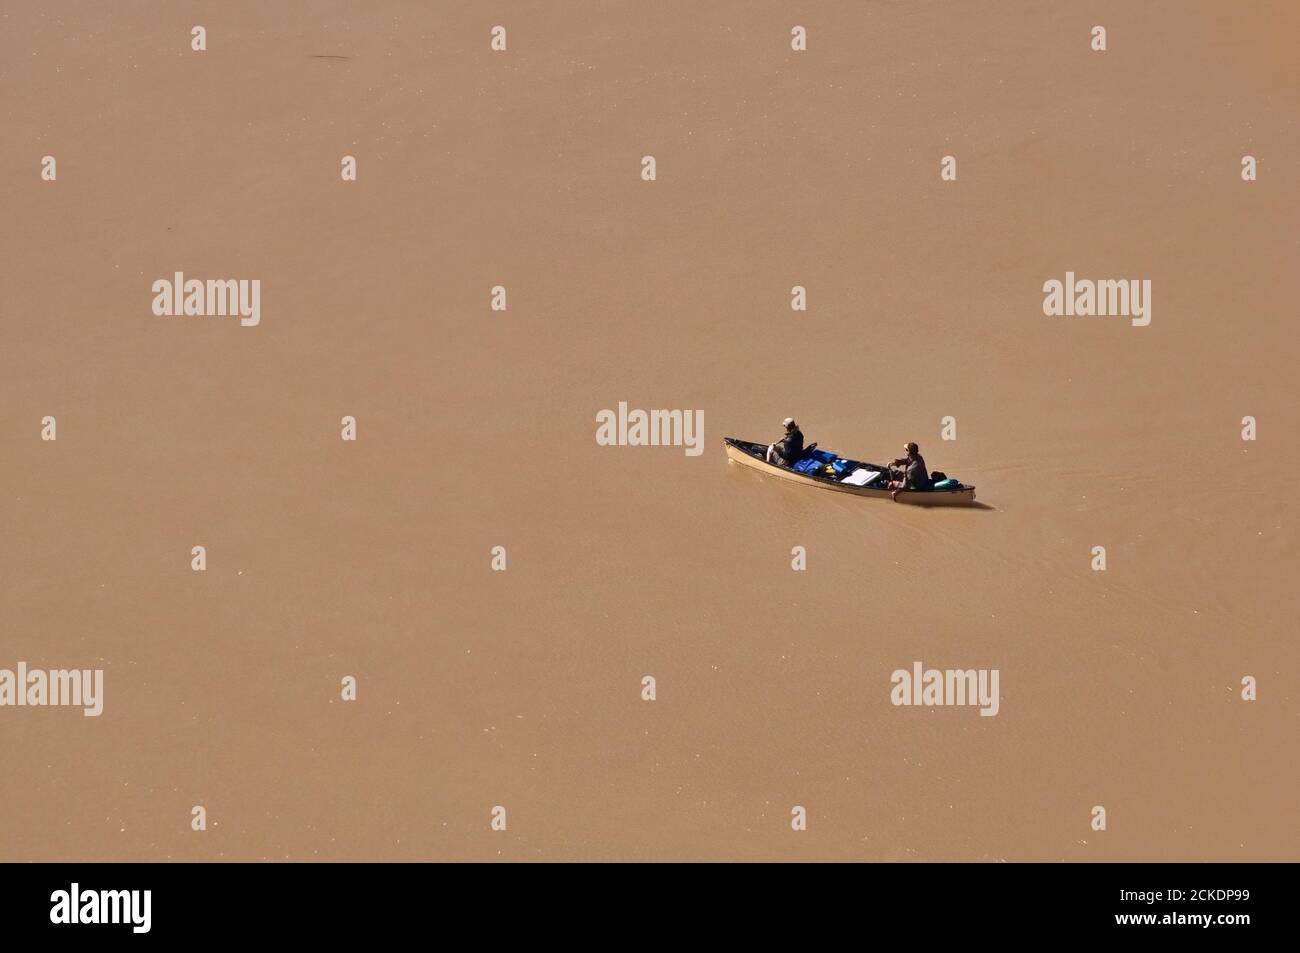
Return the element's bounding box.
[887,442,931,498]
[766,417,804,466]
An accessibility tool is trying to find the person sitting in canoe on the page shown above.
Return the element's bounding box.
[766,417,804,466]
[887,442,931,499]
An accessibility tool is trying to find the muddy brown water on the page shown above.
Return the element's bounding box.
[1,1,1296,860]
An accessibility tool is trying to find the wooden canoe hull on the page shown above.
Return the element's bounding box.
[724,438,977,506]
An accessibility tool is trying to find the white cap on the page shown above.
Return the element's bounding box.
[783,417,796,428]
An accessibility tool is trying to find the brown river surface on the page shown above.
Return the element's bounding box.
[1,1,1296,860]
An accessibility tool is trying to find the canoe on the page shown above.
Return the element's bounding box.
[724,437,977,506]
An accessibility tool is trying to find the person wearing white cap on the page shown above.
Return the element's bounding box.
[887,441,931,499]
[765,417,804,466]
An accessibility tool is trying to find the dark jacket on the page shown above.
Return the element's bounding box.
[890,453,930,489]
[779,429,804,461]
